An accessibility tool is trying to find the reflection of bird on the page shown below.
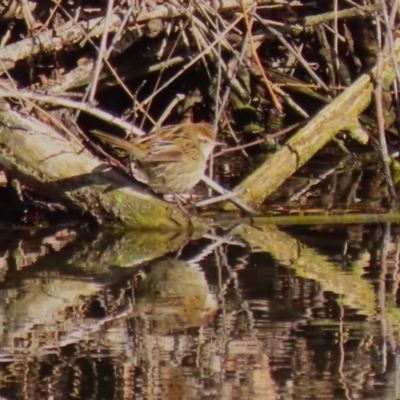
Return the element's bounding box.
[92,123,222,193]
[135,258,218,331]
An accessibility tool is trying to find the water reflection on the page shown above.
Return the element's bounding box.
[0,223,399,399]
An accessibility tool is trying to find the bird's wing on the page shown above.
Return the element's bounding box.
[145,139,185,162]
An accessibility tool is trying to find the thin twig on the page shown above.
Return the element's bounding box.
[152,93,185,131]
[374,12,396,202]
[199,175,256,214]
[240,0,282,111]
[88,0,115,103]
[55,3,154,125]
[262,22,331,93]
[214,122,302,157]
[106,5,134,58]
[139,18,189,128]
[0,87,146,136]
[380,0,400,139]
[141,14,244,107]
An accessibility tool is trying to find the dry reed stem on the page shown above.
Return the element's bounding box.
[241,0,282,111]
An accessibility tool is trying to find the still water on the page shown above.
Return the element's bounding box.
[0,222,398,400]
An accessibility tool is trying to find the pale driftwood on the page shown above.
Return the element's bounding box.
[0,15,123,71]
[303,4,381,26]
[227,36,400,210]
[0,0,275,74]
[0,99,192,229]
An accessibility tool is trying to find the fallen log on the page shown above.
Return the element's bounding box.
[227,36,400,210]
[0,98,193,229]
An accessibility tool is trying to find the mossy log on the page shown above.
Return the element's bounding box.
[0,99,192,229]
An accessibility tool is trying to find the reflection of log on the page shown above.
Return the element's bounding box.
[0,99,191,229]
[227,37,400,210]
[235,222,400,336]
[235,224,376,314]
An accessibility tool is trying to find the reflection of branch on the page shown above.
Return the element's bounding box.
[189,232,245,265]
[234,223,377,314]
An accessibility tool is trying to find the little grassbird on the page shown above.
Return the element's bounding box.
[92,123,223,194]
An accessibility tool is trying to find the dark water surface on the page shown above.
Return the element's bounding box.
[0,222,399,400]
